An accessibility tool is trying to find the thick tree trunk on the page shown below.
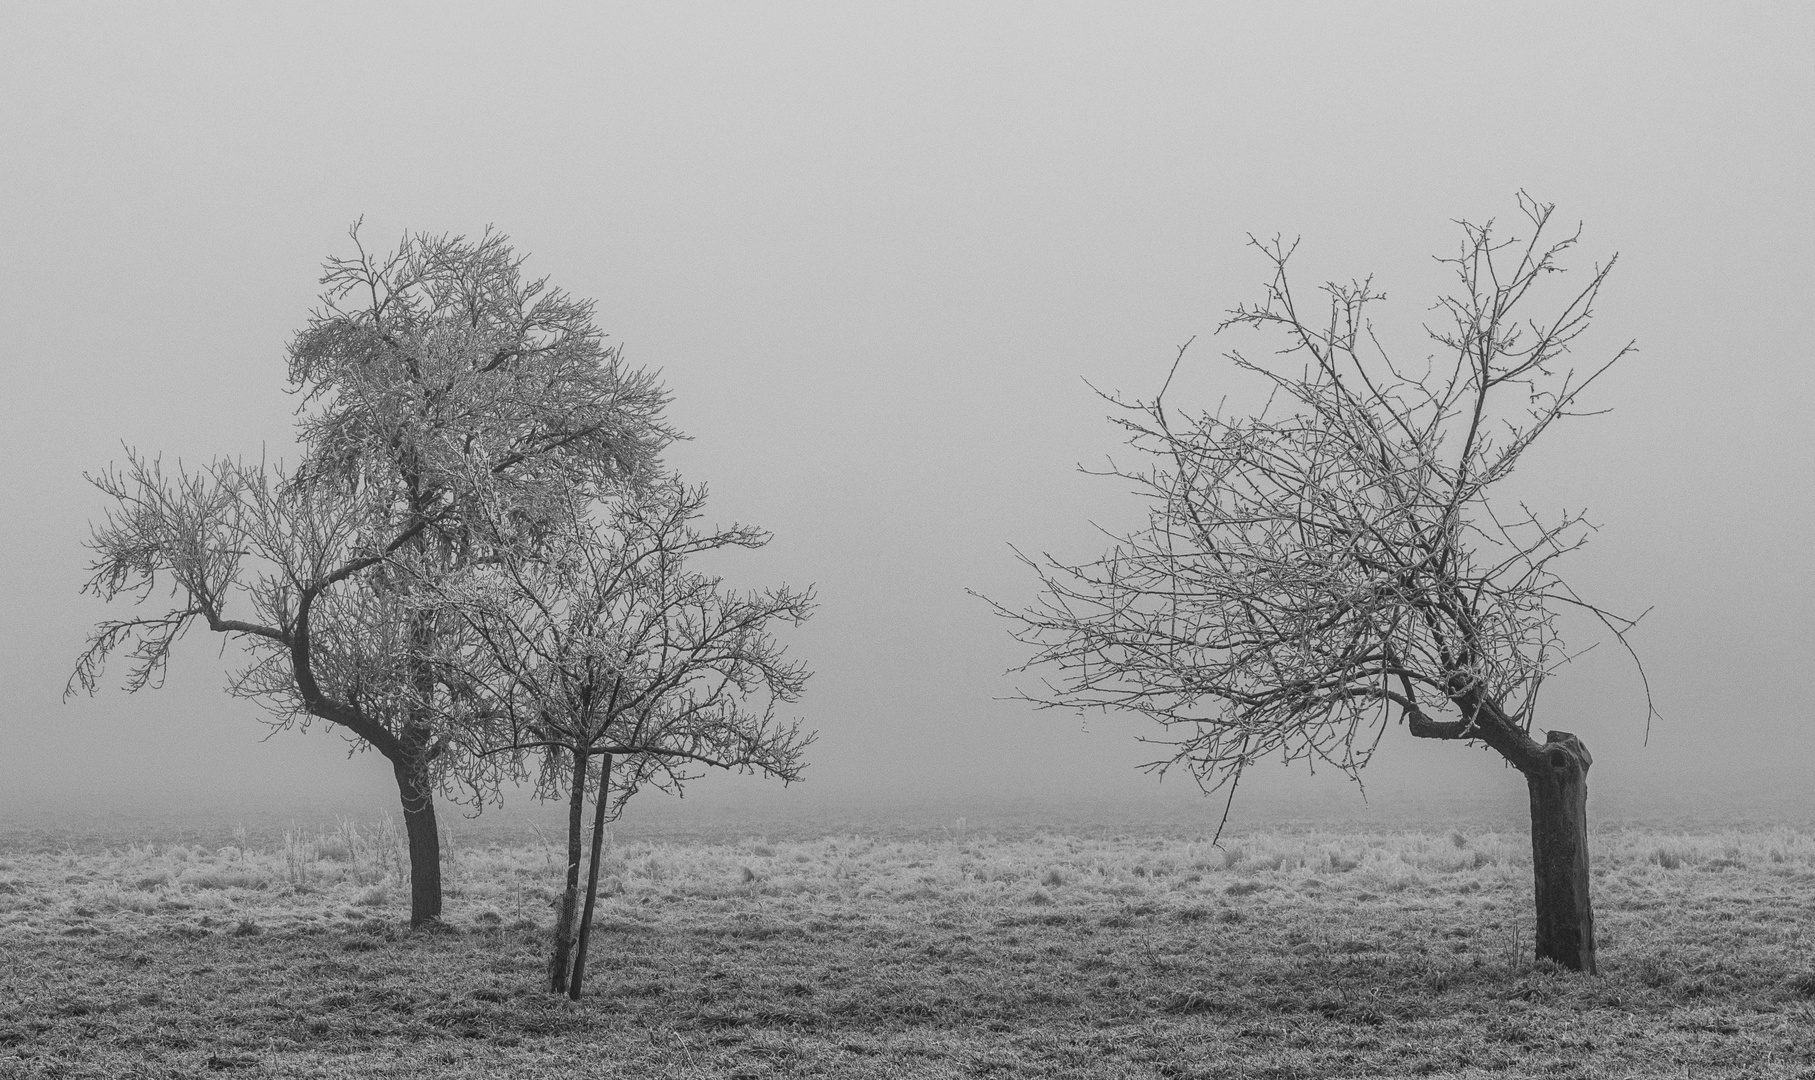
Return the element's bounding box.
[548,748,589,994]
[392,756,443,928]
[568,753,614,1001]
[1523,730,1596,973]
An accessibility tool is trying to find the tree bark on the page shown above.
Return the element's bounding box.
[568,753,614,1000]
[392,756,443,928]
[548,748,589,994]
[1523,730,1596,973]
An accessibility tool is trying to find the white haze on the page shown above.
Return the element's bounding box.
[2,3,1811,835]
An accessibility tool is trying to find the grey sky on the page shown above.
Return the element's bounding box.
[3,3,1811,825]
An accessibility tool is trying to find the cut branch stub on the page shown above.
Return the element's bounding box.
[1545,730,1591,773]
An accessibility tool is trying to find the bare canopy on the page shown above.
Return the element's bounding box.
[990,195,1650,972]
[430,477,814,997]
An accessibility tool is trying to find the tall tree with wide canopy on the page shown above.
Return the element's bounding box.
[993,196,1649,973]
[70,227,673,926]
[430,477,814,997]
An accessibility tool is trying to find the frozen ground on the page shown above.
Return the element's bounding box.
[2,809,1814,1077]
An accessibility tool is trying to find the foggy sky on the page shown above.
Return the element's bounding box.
[3,3,1811,829]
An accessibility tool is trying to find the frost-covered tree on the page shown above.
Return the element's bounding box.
[992,197,1649,972]
[70,227,673,927]
[431,478,813,996]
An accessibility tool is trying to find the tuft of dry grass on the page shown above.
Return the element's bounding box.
[1,823,1814,1076]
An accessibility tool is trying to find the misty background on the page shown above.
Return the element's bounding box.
[3,4,1811,839]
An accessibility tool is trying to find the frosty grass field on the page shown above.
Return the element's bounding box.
[3,809,1815,1079]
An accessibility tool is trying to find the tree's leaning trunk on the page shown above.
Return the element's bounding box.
[568,753,613,1001]
[1523,730,1596,974]
[392,756,443,928]
[549,748,589,994]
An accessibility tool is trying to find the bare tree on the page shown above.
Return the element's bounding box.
[990,196,1648,973]
[430,478,813,997]
[69,227,673,927]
